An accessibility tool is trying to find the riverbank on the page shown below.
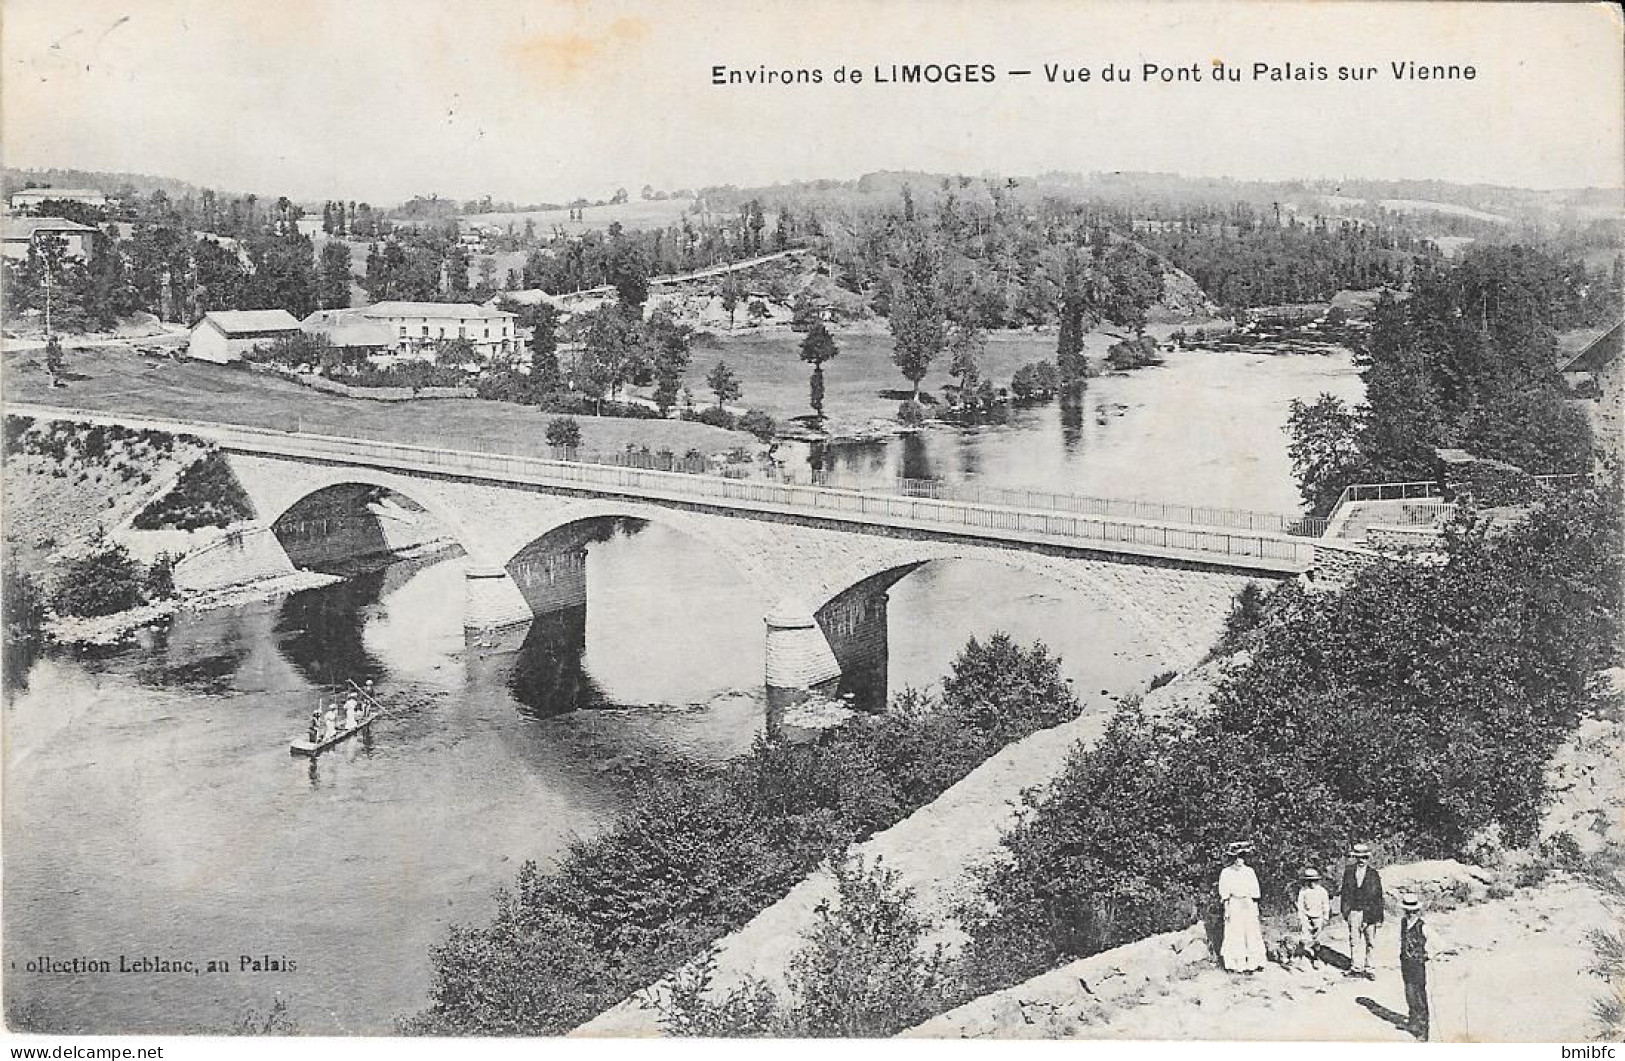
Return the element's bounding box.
[573,656,1232,1035]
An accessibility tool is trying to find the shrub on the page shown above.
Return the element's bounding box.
[897,399,926,427]
[132,452,254,531]
[1104,336,1163,371]
[683,406,737,430]
[1010,360,1060,401]
[544,417,583,450]
[661,854,959,1037]
[50,535,146,617]
[737,409,777,441]
[145,552,179,600]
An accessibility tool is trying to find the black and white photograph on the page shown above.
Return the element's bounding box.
[1,0,1621,1050]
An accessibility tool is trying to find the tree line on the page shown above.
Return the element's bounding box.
[1287,243,1618,515]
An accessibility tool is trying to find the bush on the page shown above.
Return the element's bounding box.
[897,399,926,427]
[1010,360,1060,401]
[661,854,958,1037]
[50,535,146,617]
[544,417,583,450]
[737,409,777,441]
[145,552,179,600]
[132,451,254,531]
[1104,336,1163,371]
[683,406,737,430]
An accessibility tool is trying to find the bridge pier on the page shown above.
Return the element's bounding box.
[464,567,534,631]
[763,598,842,702]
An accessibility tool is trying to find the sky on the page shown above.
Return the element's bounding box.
[3,0,1622,205]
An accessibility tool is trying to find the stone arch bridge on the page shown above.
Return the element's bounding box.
[19,407,1335,698]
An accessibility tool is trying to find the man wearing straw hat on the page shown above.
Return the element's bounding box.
[1398,893,1432,1040]
[1339,842,1384,978]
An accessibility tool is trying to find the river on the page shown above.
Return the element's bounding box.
[2,344,1361,1033]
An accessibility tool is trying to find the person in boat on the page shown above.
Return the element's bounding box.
[344,694,360,731]
[323,701,340,741]
[307,707,324,744]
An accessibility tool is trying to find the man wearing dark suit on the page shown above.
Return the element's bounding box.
[1340,842,1384,978]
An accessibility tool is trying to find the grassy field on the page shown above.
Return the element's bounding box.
[2,346,749,458]
[467,198,699,235]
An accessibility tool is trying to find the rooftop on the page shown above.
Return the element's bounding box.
[1,216,99,240]
[199,309,303,335]
[9,188,107,200]
[301,309,396,348]
[363,300,516,320]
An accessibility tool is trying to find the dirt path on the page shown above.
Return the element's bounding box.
[1060,880,1614,1042]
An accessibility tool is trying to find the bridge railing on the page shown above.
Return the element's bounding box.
[812,473,1325,536]
[536,447,1323,536]
[240,426,1313,568]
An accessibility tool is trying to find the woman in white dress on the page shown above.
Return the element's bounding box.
[1218,841,1265,972]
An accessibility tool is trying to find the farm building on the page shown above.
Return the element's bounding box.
[187,309,303,363]
[1,217,98,261]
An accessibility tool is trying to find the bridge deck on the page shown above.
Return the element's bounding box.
[8,404,1314,575]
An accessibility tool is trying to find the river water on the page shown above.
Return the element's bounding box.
[3,344,1360,1034]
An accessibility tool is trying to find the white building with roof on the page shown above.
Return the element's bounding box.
[1,217,98,261]
[187,310,303,364]
[361,300,518,360]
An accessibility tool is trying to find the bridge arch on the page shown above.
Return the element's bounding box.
[251,464,491,567]
[808,544,1257,675]
[490,498,790,604]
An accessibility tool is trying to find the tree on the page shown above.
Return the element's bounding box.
[545,417,583,450]
[43,334,65,385]
[1285,394,1368,517]
[1100,242,1162,337]
[1056,253,1089,390]
[799,323,840,417]
[707,360,741,409]
[578,304,649,406]
[1354,291,1443,482]
[317,240,352,310]
[609,239,649,314]
[522,302,562,393]
[720,272,744,329]
[242,234,318,318]
[647,306,693,414]
[746,299,769,326]
[888,242,946,401]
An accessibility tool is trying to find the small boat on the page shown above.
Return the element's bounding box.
[289,682,385,757]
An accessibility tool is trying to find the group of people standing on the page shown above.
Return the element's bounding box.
[1218,840,1434,1040]
[306,681,376,744]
